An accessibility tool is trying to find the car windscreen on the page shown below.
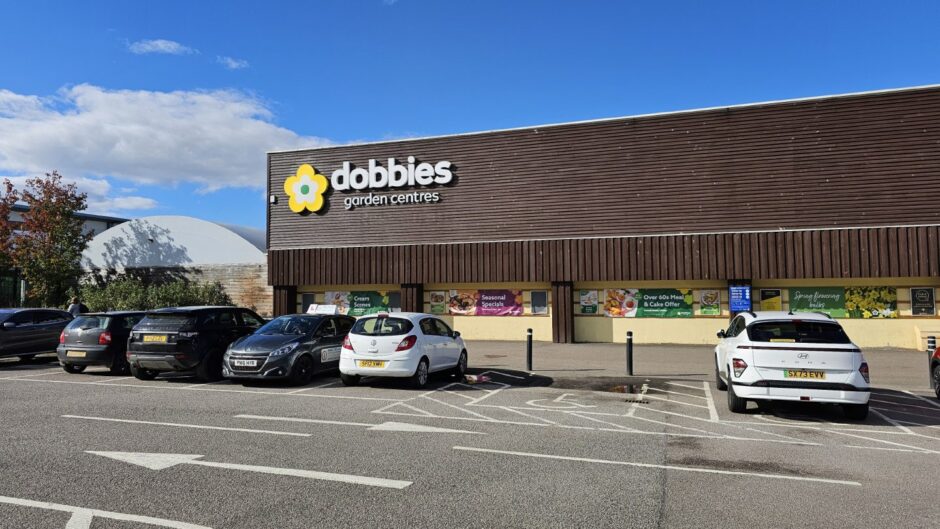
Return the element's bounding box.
[67,316,111,330]
[746,321,851,344]
[138,313,197,327]
[256,316,319,335]
[350,317,414,336]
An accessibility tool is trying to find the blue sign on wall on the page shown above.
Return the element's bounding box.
[729,286,752,312]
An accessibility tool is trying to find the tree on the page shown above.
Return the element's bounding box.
[0,179,19,271]
[11,172,93,306]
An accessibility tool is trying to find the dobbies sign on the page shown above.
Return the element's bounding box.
[284,157,453,214]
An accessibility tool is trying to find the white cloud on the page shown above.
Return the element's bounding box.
[217,56,249,70]
[2,174,157,215]
[382,0,399,5]
[0,84,331,195]
[128,39,196,55]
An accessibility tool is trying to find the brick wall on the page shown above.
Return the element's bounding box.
[126,263,273,317]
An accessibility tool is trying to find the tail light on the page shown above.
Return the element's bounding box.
[342,336,354,351]
[396,335,417,351]
[732,358,748,378]
[859,362,870,383]
[98,331,112,345]
[59,330,67,344]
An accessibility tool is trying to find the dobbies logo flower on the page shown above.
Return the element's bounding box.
[284,164,329,213]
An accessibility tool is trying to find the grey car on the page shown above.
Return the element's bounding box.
[223,314,354,385]
[0,308,73,361]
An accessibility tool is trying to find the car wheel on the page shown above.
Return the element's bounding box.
[933,365,940,400]
[130,364,158,381]
[452,351,468,379]
[289,355,315,386]
[843,403,869,420]
[196,350,223,382]
[340,373,360,386]
[727,373,747,413]
[715,360,727,391]
[62,363,86,374]
[411,358,429,389]
[18,355,35,362]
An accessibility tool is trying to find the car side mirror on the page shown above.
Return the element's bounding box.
[716,329,725,339]
[452,331,461,339]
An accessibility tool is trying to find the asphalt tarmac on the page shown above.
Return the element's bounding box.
[0,355,937,528]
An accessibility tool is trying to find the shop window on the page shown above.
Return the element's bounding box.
[531,291,548,315]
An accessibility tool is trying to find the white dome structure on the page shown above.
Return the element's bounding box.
[82,215,266,270]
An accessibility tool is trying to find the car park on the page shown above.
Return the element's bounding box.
[715,311,870,419]
[126,306,265,382]
[339,312,467,388]
[56,311,144,374]
[0,308,73,361]
[223,313,354,385]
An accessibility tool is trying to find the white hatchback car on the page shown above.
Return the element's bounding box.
[715,311,870,419]
[339,312,468,388]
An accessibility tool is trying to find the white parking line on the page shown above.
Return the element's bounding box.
[0,494,212,529]
[639,393,709,409]
[0,376,402,401]
[234,414,374,427]
[646,387,709,401]
[901,390,940,409]
[4,370,63,379]
[702,381,719,422]
[61,415,311,437]
[626,383,648,418]
[870,399,940,413]
[453,446,861,486]
[666,381,707,391]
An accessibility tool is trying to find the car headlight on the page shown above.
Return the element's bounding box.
[270,342,299,358]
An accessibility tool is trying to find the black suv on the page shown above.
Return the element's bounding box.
[126,306,265,381]
[57,311,145,374]
[0,308,73,361]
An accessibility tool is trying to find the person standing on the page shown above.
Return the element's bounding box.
[66,297,87,317]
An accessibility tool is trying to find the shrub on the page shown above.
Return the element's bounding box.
[77,276,232,311]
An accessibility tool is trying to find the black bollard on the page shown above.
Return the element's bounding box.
[626,331,634,376]
[526,328,533,372]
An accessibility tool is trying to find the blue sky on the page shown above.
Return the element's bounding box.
[1,0,939,229]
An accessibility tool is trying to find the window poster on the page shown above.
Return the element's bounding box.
[911,287,936,316]
[579,290,598,314]
[789,287,846,317]
[447,290,523,316]
[429,291,447,315]
[760,289,782,311]
[844,287,897,319]
[700,289,721,316]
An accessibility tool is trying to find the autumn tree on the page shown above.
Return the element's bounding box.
[0,179,18,270]
[11,172,93,306]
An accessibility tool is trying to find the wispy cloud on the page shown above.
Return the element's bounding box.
[127,39,196,55]
[217,56,250,70]
[382,0,399,5]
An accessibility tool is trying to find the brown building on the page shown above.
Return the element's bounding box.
[267,86,940,349]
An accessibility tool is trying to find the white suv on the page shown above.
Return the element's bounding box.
[339,312,468,388]
[715,311,870,419]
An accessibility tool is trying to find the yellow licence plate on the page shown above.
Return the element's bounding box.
[357,360,387,368]
[66,350,86,358]
[143,334,168,343]
[784,369,826,380]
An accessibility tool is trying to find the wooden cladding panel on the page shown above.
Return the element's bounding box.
[273,285,296,317]
[269,226,940,286]
[270,88,940,250]
[551,282,574,344]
